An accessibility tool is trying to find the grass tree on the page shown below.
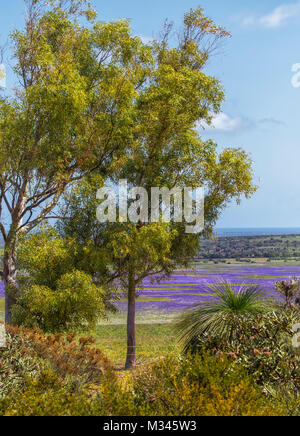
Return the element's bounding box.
[177,282,272,353]
[0,0,152,323]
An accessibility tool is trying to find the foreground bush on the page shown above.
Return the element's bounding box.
[0,325,291,416]
[98,354,283,416]
[12,270,106,333]
[178,306,300,414]
[123,354,283,416]
[0,324,49,401]
[5,325,113,386]
[0,371,105,417]
[1,351,282,416]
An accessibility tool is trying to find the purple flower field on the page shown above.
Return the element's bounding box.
[116,265,300,314]
[1,265,300,315]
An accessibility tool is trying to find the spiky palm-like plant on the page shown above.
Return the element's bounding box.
[177,281,273,353]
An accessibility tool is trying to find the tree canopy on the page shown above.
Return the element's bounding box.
[0,0,153,323]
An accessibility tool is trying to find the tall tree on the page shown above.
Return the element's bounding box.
[109,8,257,369]
[0,0,151,323]
[59,6,257,371]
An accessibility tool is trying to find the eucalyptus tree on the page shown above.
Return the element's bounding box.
[113,9,257,368]
[0,0,152,323]
[58,8,257,369]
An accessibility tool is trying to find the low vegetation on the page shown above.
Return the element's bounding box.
[0,326,286,416]
[1,279,299,416]
[198,235,300,261]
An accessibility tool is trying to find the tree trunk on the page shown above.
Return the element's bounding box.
[3,237,18,325]
[125,270,136,370]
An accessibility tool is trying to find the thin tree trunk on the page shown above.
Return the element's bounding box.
[3,235,18,325]
[125,270,136,370]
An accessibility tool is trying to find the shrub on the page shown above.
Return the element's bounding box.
[0,325,117,416]
[1,371,104,416]
[181,308,300,410]
[123,354,283,416]
[12,270,106,333]
[17,229,76,288]
[177,282,272,353]
[16,229,117,333]
[0,323,49,401]
[5,325,113,386]
[0,333,283,416]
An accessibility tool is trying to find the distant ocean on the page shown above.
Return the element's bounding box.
[215,228,300,237]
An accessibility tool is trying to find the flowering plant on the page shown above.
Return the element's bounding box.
[275,278,300,308]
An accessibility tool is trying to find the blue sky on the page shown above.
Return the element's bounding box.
[1,0,300,228]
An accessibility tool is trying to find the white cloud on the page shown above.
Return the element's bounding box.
[204,113,243,132]
[242,2,300,29]
[200,113,284,134]
[138,35,154,44]
[260,2,300,28]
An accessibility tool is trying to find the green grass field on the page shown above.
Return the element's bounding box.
[93,323,179,368]
[0,297,179,367]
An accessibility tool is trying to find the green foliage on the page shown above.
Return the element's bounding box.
[18,228,76,288]
[57,4,258,286]
[14,229,113,333]
[0,349,283,416]
[2,0,149,180]
[0,371,103,417]
[12,269,106,333]
[177,282,272,352]
[101,353,282,416]
[180,307,300,409]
